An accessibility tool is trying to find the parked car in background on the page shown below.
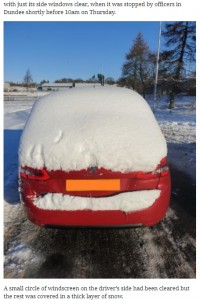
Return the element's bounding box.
[19,86,171,227]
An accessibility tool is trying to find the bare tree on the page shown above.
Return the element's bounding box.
[23,69,33,91]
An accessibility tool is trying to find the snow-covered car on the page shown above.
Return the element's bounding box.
[19,86,171,227]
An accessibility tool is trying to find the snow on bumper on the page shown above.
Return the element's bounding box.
[33,190,161,213]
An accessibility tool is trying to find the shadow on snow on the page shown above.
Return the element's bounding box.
[4,129,22,205]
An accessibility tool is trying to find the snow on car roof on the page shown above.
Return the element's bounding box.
[19,86,167,172]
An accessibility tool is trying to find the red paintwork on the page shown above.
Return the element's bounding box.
[19,159,171,227]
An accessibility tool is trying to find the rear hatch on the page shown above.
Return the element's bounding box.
[19,158,170,198]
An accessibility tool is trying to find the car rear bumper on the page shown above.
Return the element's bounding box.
[20,175,171,227]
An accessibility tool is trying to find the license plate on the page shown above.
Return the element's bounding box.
[66,179,120,191]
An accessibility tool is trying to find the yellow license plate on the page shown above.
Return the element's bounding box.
[66,179,120,192]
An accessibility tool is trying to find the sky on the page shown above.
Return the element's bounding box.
[4,21,166,83]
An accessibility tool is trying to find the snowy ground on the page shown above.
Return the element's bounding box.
[4,91,196,278]
[147,94,196,180]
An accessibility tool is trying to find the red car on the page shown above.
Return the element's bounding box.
[19,86,171,227]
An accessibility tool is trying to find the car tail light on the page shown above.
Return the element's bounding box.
[136,158,169,179]
[153,157,169,177]
[20,166,49,180]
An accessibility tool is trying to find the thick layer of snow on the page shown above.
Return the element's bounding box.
[19,86,167,172]
[34,190,160,212]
